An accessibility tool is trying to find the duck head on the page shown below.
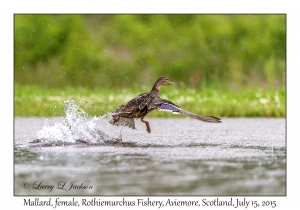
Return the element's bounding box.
[151,76,175,91]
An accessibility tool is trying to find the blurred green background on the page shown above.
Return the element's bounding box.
[14,14,286,117]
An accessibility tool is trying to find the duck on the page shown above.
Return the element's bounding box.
[109,76,221,133]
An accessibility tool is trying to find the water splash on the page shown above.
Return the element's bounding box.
[35,100,121,145]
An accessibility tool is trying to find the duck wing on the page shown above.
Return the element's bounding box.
[151,98,221,123]
[112,92,154,115]
[135,92,155,110]
[108,92,154,129]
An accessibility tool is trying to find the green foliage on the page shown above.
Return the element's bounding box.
[14,84,285,117]
[14,14,286,90]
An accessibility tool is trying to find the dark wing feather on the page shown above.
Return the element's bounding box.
[108,92,155,129]
[121,92,154,110]
[109,92,152,117]
[135,92,155,110]
[153,99,221,123]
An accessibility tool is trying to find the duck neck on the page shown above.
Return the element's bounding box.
[151,83,161,96]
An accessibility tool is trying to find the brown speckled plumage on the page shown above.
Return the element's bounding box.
[109,76,221,133]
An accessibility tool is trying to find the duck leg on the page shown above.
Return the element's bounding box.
[141,117,151,133]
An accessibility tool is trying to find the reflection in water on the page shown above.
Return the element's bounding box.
[14,144,286,195]
[14,148,38,164]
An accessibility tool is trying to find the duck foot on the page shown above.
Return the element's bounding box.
[141,117,151,133]
[146,124,151,133]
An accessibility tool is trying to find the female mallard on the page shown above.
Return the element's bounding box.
[109,76,221,133]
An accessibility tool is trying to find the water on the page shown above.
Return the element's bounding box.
[14,101,286,195]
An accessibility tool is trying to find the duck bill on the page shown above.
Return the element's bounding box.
[169,82,175,85]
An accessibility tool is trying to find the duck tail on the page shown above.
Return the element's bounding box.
[109,116,136,129]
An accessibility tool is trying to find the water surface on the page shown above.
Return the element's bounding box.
[14,116,285,196]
